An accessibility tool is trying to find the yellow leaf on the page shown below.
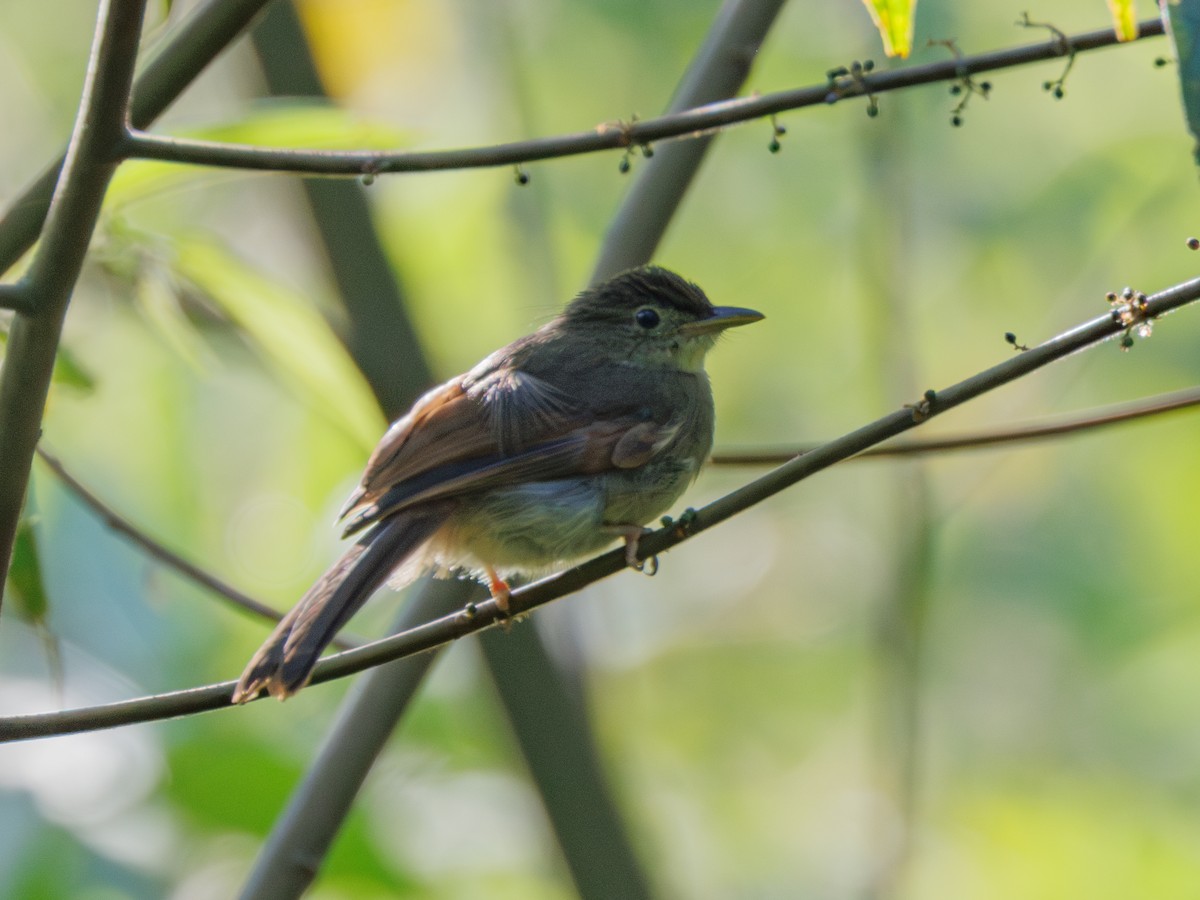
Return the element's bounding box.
[860,0,917,58]
[1107,0,1138,41]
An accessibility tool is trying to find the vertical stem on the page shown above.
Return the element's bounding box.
[0,0,148,610]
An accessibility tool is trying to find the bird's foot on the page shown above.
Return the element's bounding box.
[610,525,658,575]
[484,565,512,613]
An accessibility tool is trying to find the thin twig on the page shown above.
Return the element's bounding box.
[710,385,1200,464]
[2,274,1196,742]
[118,19,1165,177]
[34,446,358,650]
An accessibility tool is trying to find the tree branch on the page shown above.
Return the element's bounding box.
[0,284,33,314]
[0,0,148,614]
[710,385,1200,464]
[1,276,1193,743]
[117,19,1165,177]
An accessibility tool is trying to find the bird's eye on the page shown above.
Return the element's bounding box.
[634,307,660,329]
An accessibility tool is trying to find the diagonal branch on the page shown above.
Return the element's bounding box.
[0,0,149,615]
[710,385,1200,464]
[2,274,1195,743]
[118,19,1165,177]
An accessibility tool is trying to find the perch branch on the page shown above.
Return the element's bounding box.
[1,273,1195,742]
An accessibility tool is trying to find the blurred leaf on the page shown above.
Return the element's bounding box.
[1109,0,1138,40]
[1162,0,1200,163]
[0,332,94,393]
[52,345,97,393]
[168,732,417,890]
[860,0,917,57]
[109,100,412,208]
[170,237,384,449]
[9,510,64,694]
[134,263,216,371]
[9,516,48,623]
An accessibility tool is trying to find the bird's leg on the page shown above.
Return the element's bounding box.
[607,525,657,574]
[484,565,512,613]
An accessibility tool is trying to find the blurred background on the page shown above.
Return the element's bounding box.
[3,0,1200,897]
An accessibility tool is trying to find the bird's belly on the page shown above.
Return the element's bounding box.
[435,463,695,576]
[438,478,609,574]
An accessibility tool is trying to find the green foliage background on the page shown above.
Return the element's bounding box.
[3,0,1200,897]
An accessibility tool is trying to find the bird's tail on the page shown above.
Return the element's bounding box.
[232,502,454,703]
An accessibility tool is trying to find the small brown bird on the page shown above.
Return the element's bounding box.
[233,266,762,702]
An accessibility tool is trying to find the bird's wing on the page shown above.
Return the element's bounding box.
[340,367,683,536]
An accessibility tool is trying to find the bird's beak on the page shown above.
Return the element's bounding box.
[677,306,765,336]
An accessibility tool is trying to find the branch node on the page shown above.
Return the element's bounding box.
[597,115,638,148]
[906,389,937,422]
[1107,286,1154,350]
[767,115,787,153]
[1004,331,1030,352]
[824,60,879,117]
[673,507,699,538]
[0,281,34,315]
[1017,12,1075,98]
[928,39,992,127]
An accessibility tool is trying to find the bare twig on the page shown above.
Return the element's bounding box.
[1,274,1195,742]
[710,385,1200,464]
[118,19,1165,177]
[34,447,358,650]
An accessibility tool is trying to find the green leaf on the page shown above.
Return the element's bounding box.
[170,237,385,449]
[9,516,49,623]
[860,0,917,58]
[1162,0,1200,164]
[1108,0,1139,40]
[9,506,64,697]
[0,331,94,393]
[52,344,97,392]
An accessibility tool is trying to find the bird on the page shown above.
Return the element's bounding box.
[232,266,763,702]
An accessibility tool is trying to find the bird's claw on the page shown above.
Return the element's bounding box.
[618,526,658,575]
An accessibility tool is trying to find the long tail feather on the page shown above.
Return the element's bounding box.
[232,502,453,702]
